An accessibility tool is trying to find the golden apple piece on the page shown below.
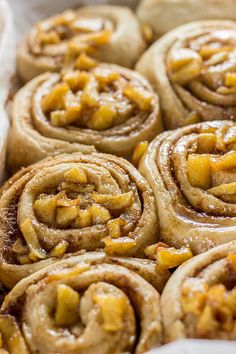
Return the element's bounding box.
[156,246,193,269]
[92,191,133,210]
[123,84,153,111]
[94,294,127,332]
[197,305,219,336]
[132,141,148,166]
[227,254,236,271]
[208,182,236,202]
[142,23,154,44]
[64,167,88,184]
[187,154,211,189]
[42,83,69,112]
[225,72,236,87]
[75,52,97,71]
[205,51,229,66]
[167,48,202,85]
[56,206,79,227]
[107,219,124,239]
[94,68,120,85]
[34,195,57,225]
[199,45,232,60]
[88,104,117,130]
[103,236,136,255]
[211,151,236,170]
[81,76,99,107]
[75,209,92,228]
[83,30,111,46]
[89,204,111,225]
[39,30,61,46]
[181,291,207,316]
[20,218,47,260]
[63,71,90,91]
[227,288,236,315]
[50,240,69,257]
[198,133,216,154]
[53,10,76,26]
[55,284,80,326]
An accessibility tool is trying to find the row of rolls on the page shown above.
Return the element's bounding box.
[9,6,236,170]
[2,1,236,353]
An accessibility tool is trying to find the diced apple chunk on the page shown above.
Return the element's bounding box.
[156,246,193,268]
[56,206,79,227]
[55,284,80,326]
[64,167,88,184]
[92,191,133,211]
[94,294,127,332]
[187,154,211,189]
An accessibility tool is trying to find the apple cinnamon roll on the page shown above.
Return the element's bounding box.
[7,59,161,172]
[136,20,236,129]
[0,152,159,288]
[139,120,236,254]
[0,252,163,354]
[137,0,236,39]
[161,241,236,342]
[17,5,146,83]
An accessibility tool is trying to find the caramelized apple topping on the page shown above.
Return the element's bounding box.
[142,23,154,44]
[13,167,136,262]
[197,133,216,154]
[50,240,69,257]
[94,294,127,332]
[167,30,236,96]
[55,284,80,326]
[227,253,236,271]
[167,48,202,85]
[33,168,134,229]
[132,141,148,167]
[144,243,193,268]
[41,60,154,131]
[20,218,47,261]
[35,10,112,56]
[218,72,236,94]
[181,277,236,337]
[92,191,133,211]
[186,125,236,203]
[187,154,212,189]
[103,237,137,255]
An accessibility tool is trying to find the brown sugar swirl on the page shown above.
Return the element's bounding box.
[0,152,159,287]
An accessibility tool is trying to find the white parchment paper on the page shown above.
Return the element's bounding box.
[148,339,236,354]
[0,0,15,182]
[5,0,236,352]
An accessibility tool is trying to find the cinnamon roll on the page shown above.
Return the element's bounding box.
[17,5,146,83]
[0,252,164,354]
[137,0,236,39]
[0,152,159,287]
[139,120,236,254]
[162,241,236,341]
[8,59,161,171]
[136,20,236,129]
